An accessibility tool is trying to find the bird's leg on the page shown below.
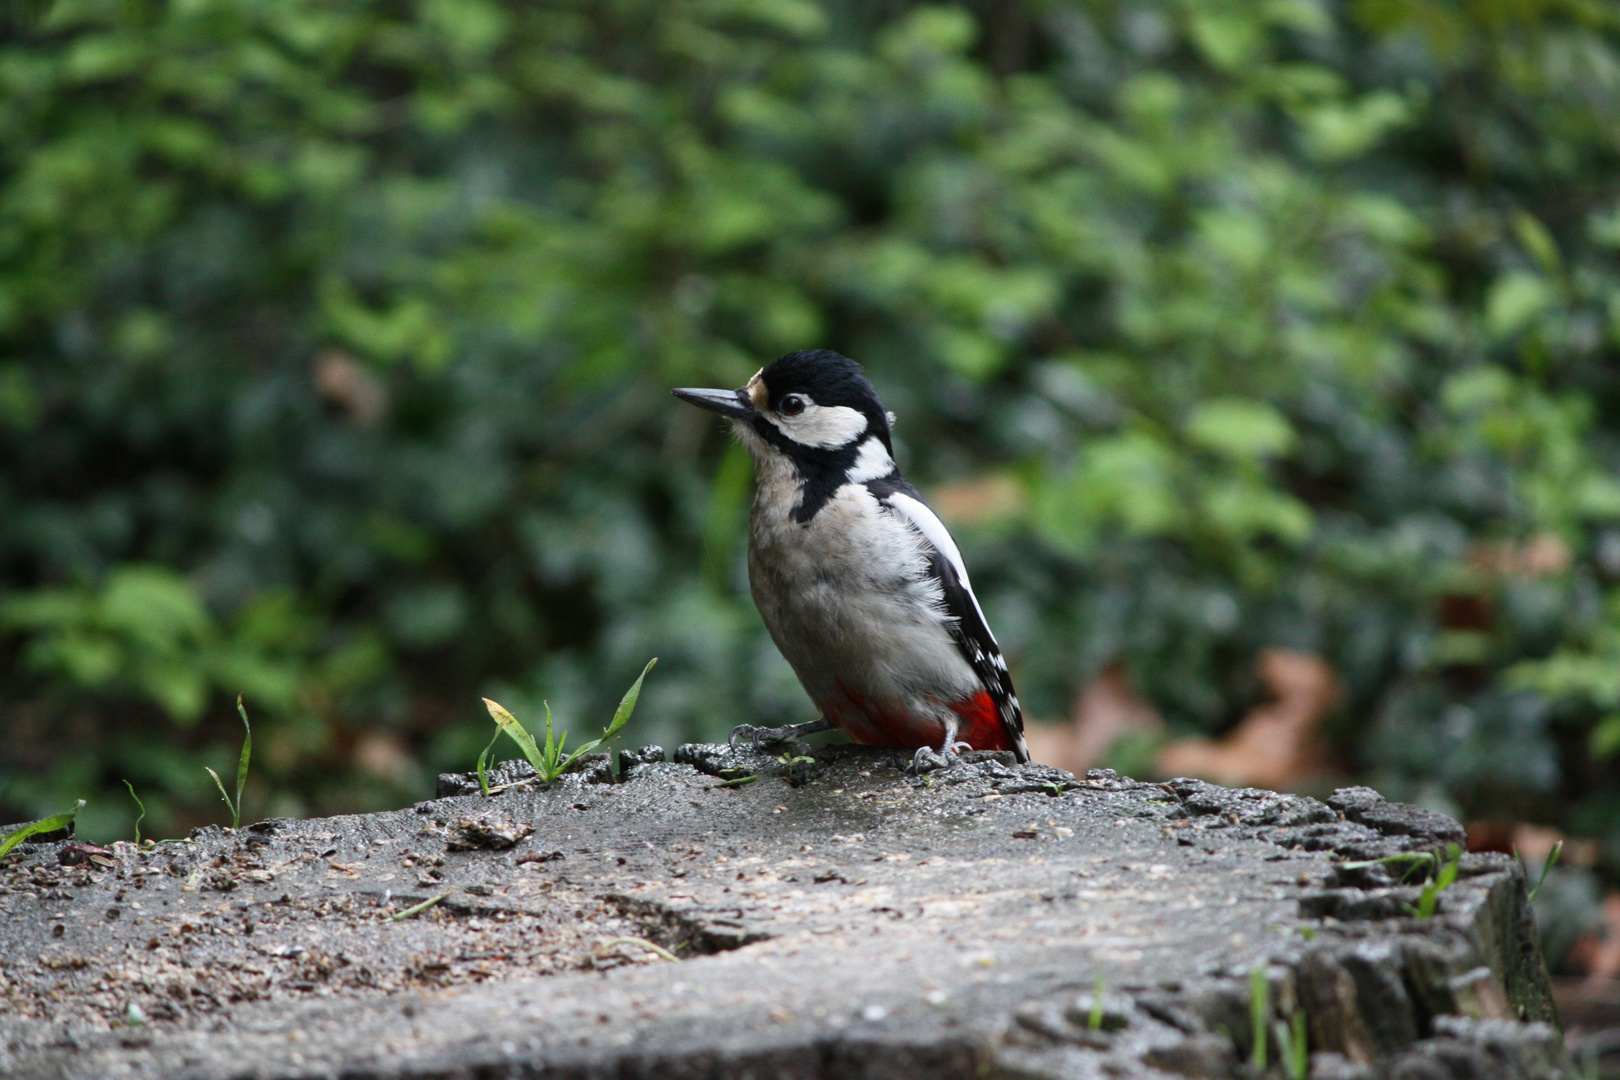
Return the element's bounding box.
[728,716,833,758]
[909,718,972,773]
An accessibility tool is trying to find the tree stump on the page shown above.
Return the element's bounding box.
[0,745,1571,1078]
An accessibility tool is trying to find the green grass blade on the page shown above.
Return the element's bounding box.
[1287,1012,1308,1080]
[599,936,679,962]
[1409,844,1462,918]
[123,780,146,845]
[233,695,253,818]
[1528,840,1563,903]
[484,660,656,783]
[560,657,657,770]
[1435,846,1461,891]
[476,728,501,797]
[391,889,453,920]
[537,702,569,780]
[0,800,86,861]
[606,657,656,737]
[205,766,239,828]
[561,750,602,777]
[550,711,568,770]
[1249,967,1269,1071]
[1338,850,1436,883]
[483,697,544,773]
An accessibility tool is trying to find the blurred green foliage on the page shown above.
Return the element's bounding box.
[2,0,1619,868]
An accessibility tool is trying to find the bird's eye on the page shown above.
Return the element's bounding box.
[779,395,806,416]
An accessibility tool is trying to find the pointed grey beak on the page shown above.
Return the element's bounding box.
[673,386,753,421]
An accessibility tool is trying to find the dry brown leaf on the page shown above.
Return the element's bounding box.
[926,474,1024,526]
[1025,662,1162,774]
[314,350,387,427]
[1471,533,1571,578]
[1154,649,1338,791]
[353,730,417,784]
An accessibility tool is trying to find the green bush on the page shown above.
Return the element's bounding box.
[3,0,1618,848]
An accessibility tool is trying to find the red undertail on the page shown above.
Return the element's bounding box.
[822,684,1014,753]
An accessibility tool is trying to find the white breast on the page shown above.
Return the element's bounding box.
[745,474,979,713]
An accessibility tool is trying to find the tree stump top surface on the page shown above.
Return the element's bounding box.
[0,745,1570,1079]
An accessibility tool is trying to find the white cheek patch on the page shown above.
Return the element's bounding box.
[847,435,894,482]
[771,402,868,448]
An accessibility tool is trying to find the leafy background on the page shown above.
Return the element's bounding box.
[4,0,1620,1027]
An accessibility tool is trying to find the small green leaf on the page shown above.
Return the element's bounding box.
[1440,366,1513,415]
[1185,399,1296,459]
[1485,271,1554,338]
[0,801,85,861]
[1298,91,1411,160]
[483,697,544,774]
[1512,209,1561,274]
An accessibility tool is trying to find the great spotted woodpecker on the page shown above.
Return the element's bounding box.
[674,350,1029,769]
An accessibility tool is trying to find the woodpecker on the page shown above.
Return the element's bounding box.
[674,350,1029,769]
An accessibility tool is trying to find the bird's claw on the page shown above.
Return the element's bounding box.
[909,740,972,774]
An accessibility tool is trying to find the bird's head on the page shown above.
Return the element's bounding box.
[674,350,895,469]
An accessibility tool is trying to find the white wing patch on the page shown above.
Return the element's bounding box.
[884,491,995,640]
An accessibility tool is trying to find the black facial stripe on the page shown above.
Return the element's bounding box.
[751,414,865,524]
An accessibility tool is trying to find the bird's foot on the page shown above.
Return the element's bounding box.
[727,717,832,758]
[909,740,973,774]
